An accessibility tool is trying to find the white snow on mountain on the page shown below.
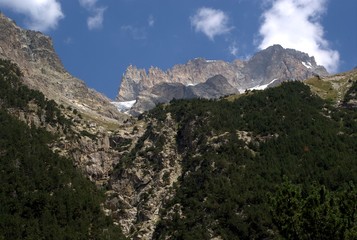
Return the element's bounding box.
[111,100,136,113]
[249,78,278,91]
[302,61,312,69]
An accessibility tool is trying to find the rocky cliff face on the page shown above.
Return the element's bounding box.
[128,75,238,116]
[0,13,125,122]
[107,114,182,239]
[117,59,245,102]
[116,44,329,114]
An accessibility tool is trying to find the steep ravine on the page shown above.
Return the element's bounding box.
[107,113,182,239]
[12,94,183,239]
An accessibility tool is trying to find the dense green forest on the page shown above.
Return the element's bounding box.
[143,81,357,239]
[0,59,126,239]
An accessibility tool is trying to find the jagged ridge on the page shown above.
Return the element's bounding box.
[116,44,329,115]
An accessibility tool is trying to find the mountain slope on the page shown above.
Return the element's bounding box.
[0,59,126,239]
[0,13,126,123]
[305,68,357,103]
[108,79,357,239]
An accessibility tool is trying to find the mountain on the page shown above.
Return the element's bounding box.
[1,12,356,240]
[0,13,126,123]
[116,44,328,115]
[109,76,357,239]
[2,54,356,239]
[0,15,128,189]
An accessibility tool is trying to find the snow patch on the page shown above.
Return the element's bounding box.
[111,100,136,113]
[186,83,198,86]
[249,78,278,91]
[205,59,218,63]
[302,61,312,69]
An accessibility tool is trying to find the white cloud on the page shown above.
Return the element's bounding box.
[148,15,155,27]
[87,7,106,30]
[191,7,232,40]
[79,0,98,9]
[229,41,239,57]
[78,0,106,30]
[0,0,64,31]
[258,0,339,72]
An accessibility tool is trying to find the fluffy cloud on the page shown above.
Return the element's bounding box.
[87,7,106,30]
[79,0,106,30]
[258,0,339,72]
[0,0,63,31]
[191,7,232,40]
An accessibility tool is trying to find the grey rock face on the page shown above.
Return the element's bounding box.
[117,44,329,114]
[108,113,182,239]
[245,45,328,85]
[0,13,125,122]
[189,74,237,99]
[117,58,244,103]
[126,75,236,116]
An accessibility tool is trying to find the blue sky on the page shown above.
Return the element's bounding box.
[0,0,356,99]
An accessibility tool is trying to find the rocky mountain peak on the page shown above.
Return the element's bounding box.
[0,13,126,122]
[0,13,64,73]
[245,44,328,85]
[116,44,329,115]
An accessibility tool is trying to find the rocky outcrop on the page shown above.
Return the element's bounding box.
[128,75,237,116]
[12,97,181,239]
[117,60,245,102]
[7,99,124,184]
[189,74,238,98]
[0,13,126,122]
[107,113,182,239]
[244,45,328,86]
[117,45,329,114]
[306,68,357,105]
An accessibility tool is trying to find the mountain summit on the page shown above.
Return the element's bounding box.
[116,44,328,115]
[0,13,125,122]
